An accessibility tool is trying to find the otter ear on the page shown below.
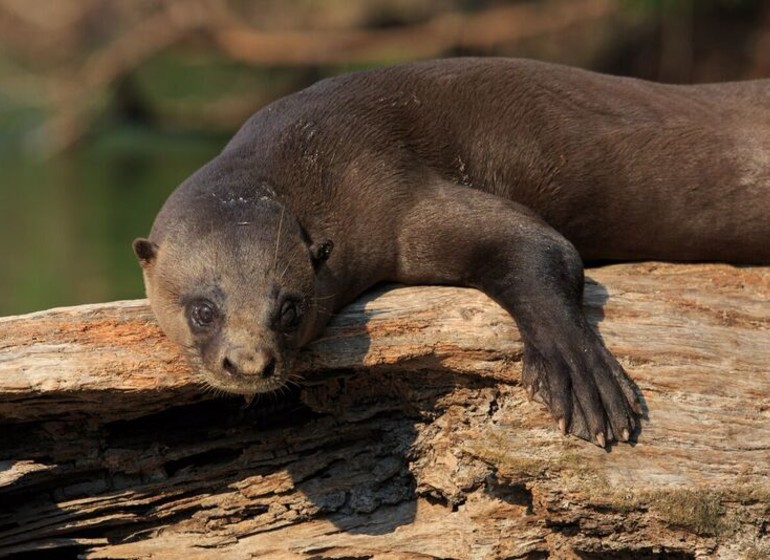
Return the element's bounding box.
[133,238,159,268]
[310,239,334,268]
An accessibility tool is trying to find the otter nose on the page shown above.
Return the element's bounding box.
[221,348,276,379]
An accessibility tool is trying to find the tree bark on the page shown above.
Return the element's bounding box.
[0,262,768,559]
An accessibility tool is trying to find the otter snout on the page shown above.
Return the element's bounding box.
[221,347,277,380]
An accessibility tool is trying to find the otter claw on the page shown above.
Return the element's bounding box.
[558,417,567,435]
[621,428,630,442]
[595,433,607,448]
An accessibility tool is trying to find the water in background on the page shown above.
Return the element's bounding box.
[0,127,226,316]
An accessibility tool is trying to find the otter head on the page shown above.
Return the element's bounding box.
[132,191,333,397]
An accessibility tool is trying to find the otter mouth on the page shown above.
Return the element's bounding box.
[205,370,286,396]
[186,350,295,397]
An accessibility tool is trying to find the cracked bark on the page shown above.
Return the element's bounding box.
[1,263,769,559]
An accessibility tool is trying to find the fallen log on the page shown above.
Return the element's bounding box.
[0,262,768,559]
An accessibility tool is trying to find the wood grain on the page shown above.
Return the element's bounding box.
[0,263,768,559]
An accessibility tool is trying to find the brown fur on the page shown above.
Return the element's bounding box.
[135,58,770,446]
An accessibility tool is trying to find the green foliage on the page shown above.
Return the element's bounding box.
[0,128,224,315]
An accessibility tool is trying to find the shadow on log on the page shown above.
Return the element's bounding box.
[1,263,769,559]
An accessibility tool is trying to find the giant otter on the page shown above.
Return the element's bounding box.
[134,58,770,447]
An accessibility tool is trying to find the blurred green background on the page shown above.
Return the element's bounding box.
[1,0,768,315]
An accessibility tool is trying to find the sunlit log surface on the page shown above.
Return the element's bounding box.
[1,263,769,559]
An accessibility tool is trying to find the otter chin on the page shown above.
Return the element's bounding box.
[133,183,334,396]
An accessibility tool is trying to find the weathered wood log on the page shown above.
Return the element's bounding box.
[1,262,768,559]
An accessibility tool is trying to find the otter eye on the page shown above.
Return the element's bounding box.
[189,300,217,329]
[279,299,301,332]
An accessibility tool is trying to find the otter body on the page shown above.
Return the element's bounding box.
[134,59,770,446]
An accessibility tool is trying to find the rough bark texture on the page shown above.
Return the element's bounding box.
[1,263,768,559]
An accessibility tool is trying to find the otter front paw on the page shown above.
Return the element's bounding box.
[521,333,642,447]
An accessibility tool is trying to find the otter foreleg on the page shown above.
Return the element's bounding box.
[394,182,641,446]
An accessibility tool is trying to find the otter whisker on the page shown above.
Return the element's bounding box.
[200,383,219,397]
[276,242,304,281]
[272,204,286,272]
[278,261,291,285]
[277,383,294,398]
[286,375,304,389]
[312,305,333,316]
[312,293,338,301]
